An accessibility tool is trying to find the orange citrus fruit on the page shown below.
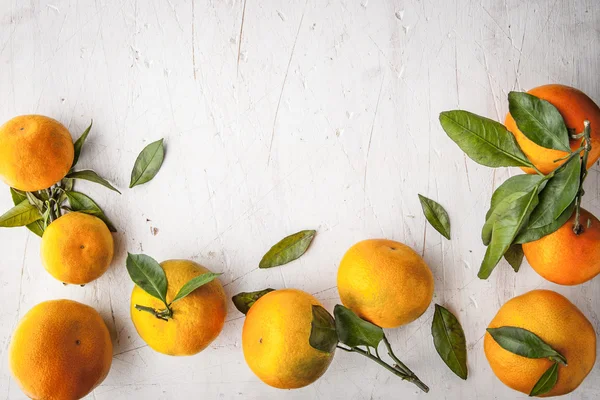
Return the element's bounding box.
[523,208,600,285]
[41,212,114,285]
[337,239,434,328]
[505,84,600,175]
[131,260,226,356]
[0,115,74,191]
[242,289,335,389]
[9,299,113,400]
[484,290,596,397]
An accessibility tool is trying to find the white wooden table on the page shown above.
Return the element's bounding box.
[0,1,599,399]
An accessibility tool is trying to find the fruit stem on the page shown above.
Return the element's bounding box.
[572,120,591,235]
[135,304,173,321]
[336,335,429,393]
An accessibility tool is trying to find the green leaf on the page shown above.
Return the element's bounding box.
[485,175,545,220]
[231,288,275,315]
[171,272,222,304]
[482,191,529,246]
[431,304,468,380]
[529,362,559,397]
[439,110,533,168]
[0,200,42,227]
[72,120,92,168]
[418,194,451,240]
[65,191,117,232]
[126,253,168,306]
[259,230,316,269]
[334,304,383,349]
[309,305,338,353]
[66,170,121,194]
[504,244,524,272]
[508,92,570,151]
[10,188,44,236]
[478,186,540,279]
[129,138,165,188]
[486,326,567,365]
[515,201,575,244]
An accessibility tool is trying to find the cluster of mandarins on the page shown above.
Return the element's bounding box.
[1,83,599,400]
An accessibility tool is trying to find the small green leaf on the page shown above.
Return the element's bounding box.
[10,188,44,236]
[259,230,316,269]
[515,202,575,244]
[129,138,165,188]
[126,253,168,306]
[439,110,533,168]
[66,170,121,194]
[486,326,567,365]
[171,272,222,304]
[478,186,540,279]
[485,174,545,221]
[431,304,468,380]
[529,362,559,397]
[418,194,451,240]
[482,191,528,246]
[0,200,42,227]
[334,304,383,349]
[72,120,92,168]
[65,191,117,232]
[504,244,524,272]
[309,305,338,353]
[508,92,570,151]
[231,288,275,315]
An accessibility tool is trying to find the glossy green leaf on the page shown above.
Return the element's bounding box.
[309,305,338,353]
[126,253,168,306]
[231,289,275,315]
[504,244,524,272]
[431,304,468,380]
[418,194,451,239]
[482,191,528,246]
[65,191,117,232]
[508,92,570,151]
[486,326,567,365]
[485,175,545,220]
[478,187,540,279]
[259,230,316,269]
[515,202,575,244]
[171,272,222,304]
[10,188,44,236]
[0,200,42,227]
[66,170,121,194]
[530,362,559,397]
[72,120,92,168]
[334,304,383,349]
[439,110,533,168]
[129,138,165,188]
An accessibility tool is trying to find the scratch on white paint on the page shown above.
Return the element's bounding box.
[276,10,287,22]
[395,10,404,20]
[47,4,59,12]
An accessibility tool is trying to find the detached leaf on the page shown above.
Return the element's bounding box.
[309,305,338,353]
[439,111,533,168]
[129,138,165,188]
[232,289,275,315]
[65,191,117,232]
[508,92,570,151]
[431,304,468,380]
[504,244,524,272]
[334,304,383,349]
[72,120,92,168]
[126,253,168,306]
[486,326,567,365]
[0,200,42,227]
[171,272,222,304]
[515,202,575,244]
[418,194,451,239]
[530,362,559,397]
[259,230,316,269]
[10,188,44,236]
[478,186,540,279]
[66,170,121,194]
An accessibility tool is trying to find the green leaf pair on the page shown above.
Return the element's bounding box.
[487,326,567,396]
[126,253,221,320]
